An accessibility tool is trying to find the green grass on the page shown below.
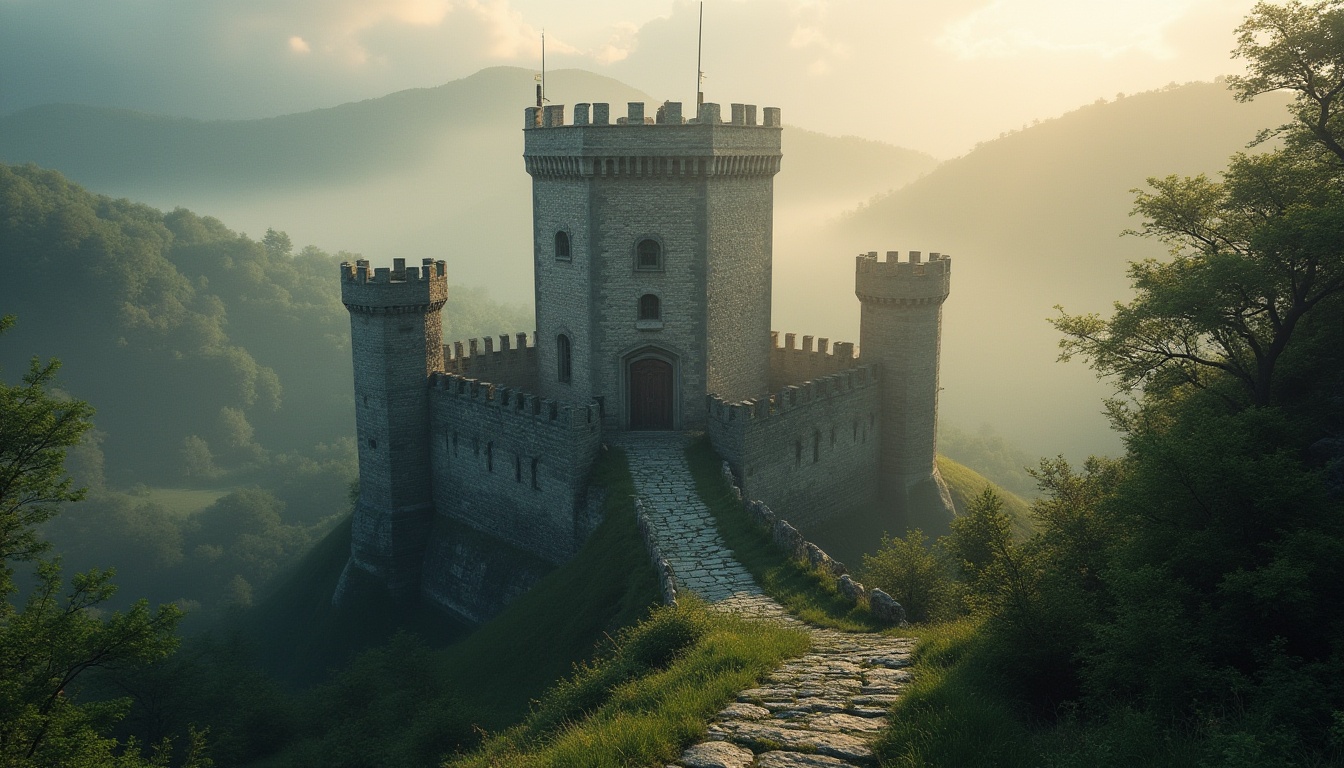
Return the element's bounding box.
[870,618,1282,768]
[684,435,883,632]
[936,456,1035,540]
[804,457,1036,570]
[872,617,1040,767]
[448,599,809,768]
[131,486,233,517]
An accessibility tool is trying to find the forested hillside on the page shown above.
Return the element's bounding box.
[0,162,529,612]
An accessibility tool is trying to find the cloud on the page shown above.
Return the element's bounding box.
[288,36,311,54]
[936,0,1238,59]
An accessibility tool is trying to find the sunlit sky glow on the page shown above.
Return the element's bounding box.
[0,0,1258,156]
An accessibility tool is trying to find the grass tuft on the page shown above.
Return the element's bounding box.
[448,599,808,768]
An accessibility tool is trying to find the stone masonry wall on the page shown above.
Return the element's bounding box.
[705,173,772,402]
[533,176,594,403]
[707,366,881,527]
[591,173,708,428]
[856,251,951,500]
[444,332,538,391]
[769,332,859,390]
[427,371,603,565]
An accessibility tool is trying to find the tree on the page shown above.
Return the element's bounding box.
[0,315,193,767]
[261,228,292,258]
[1054,135,1344,410]
[1229,0,1344,164]
[1054,1,1344,410]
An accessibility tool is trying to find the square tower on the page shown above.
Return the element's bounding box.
[524,100,782,429]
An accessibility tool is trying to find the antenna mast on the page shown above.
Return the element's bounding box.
[540,29,546,107]
[696,2,705,109]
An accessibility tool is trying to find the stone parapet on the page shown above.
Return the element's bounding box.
[769,330,858,389]
[524,101,782,181]
[444,331,539,391]
[340,257,447,314]
[855,251,951,307]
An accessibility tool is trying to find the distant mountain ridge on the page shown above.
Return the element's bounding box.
[0,66,937,294]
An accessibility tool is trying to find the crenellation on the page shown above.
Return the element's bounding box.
[574,103,590,125]
[769,330,858,389]
[543,104,564,127]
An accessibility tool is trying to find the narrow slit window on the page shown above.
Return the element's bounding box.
[531,458,539,489]
[486,442,494,472]
[555,230,571,261]
[557,334,572,383]
[515,455,522,482]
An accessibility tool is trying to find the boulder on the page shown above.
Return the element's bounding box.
[837,574,866,603]
[869,588,907,625]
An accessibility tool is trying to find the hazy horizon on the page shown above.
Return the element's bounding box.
[1,0,1261,157]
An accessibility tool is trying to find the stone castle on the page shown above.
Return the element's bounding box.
[335,99,953,621]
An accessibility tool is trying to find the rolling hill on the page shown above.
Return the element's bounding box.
[771,81,1294,459]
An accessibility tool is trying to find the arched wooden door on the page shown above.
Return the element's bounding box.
[629,358,674,430]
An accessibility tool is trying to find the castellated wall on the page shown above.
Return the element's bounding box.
[425,372,602,564]
[444,332,538,391]
[707,366,881,528]
[769,332,859,390]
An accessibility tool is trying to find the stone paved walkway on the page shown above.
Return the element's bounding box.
[614,433,916,768]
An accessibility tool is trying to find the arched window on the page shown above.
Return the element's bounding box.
[636,238,662,270]
[554,230,571,261]
[557,333,572,383]
[638,293,661,321]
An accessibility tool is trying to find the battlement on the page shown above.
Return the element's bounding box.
[769,331,858,389]
[855,250,952,306]
[429,371,599,432]
[341,257,448,314]
[523,101,782,179]
[706,364,879,425]
[526,101,781,129]
[443,332,538,391]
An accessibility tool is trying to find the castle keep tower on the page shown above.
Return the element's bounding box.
[856,251,955,520]
[523,100,781,430]
[340,257,448,599]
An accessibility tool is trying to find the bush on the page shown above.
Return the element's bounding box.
[859,529,960,623]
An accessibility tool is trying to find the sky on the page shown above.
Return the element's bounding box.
[0,0,1260,157]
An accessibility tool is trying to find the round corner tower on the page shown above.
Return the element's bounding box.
[856,250,955,521]
[339,257,447,599]
[522,99,781,430]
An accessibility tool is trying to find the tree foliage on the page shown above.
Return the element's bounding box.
[0,317,191,767]
[962,2,1344,758]
[1229,0,1344,162]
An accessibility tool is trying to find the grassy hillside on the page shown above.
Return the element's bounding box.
[0,67,935,299]
[772,81,1295,461]
[804,455,1034,569]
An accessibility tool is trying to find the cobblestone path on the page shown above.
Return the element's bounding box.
[614,433,915,768]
